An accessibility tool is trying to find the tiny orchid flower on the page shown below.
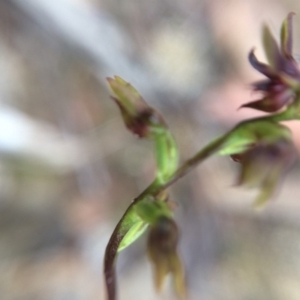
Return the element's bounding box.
[234,138,297,207]
[147,216,186,299]
[241,13,300,112]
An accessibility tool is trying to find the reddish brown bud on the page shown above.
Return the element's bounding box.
[107,76,166,138]
[147,217,186,299]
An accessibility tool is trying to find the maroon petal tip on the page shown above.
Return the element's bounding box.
[240,99,280,112]
[248,49,277,79]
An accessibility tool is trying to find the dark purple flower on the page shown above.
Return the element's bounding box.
[241,13,300,112]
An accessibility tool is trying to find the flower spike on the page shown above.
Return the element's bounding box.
[104,13,300,300]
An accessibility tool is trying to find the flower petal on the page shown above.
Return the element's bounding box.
[281,12,296,58]
[236,155,270,188]
[263,25,283,70]
[248,49,278,78]
[253,168,280,207]
[240,91,291,112]
[147,217,186,299]
[235,139,297,207]
[107,76,145,114]
[252,79,274,91]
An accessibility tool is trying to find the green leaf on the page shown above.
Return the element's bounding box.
[134,199,173,225]
[118,220,148,252]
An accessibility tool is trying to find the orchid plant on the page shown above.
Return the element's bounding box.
[104,13,300,300]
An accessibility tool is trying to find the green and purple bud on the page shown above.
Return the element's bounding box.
[107,76,179,182]
[107,76,165,138]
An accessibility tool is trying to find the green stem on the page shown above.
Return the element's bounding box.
[132,131,231,204]
[153,129,179,183]
[134,105,300,202]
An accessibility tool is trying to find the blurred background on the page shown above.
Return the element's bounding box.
[1,0,300,299]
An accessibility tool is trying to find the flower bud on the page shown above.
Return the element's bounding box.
[107,76,165,138]
[147,217,186,299]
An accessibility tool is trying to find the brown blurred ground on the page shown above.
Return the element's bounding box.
[1,0,300,299]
